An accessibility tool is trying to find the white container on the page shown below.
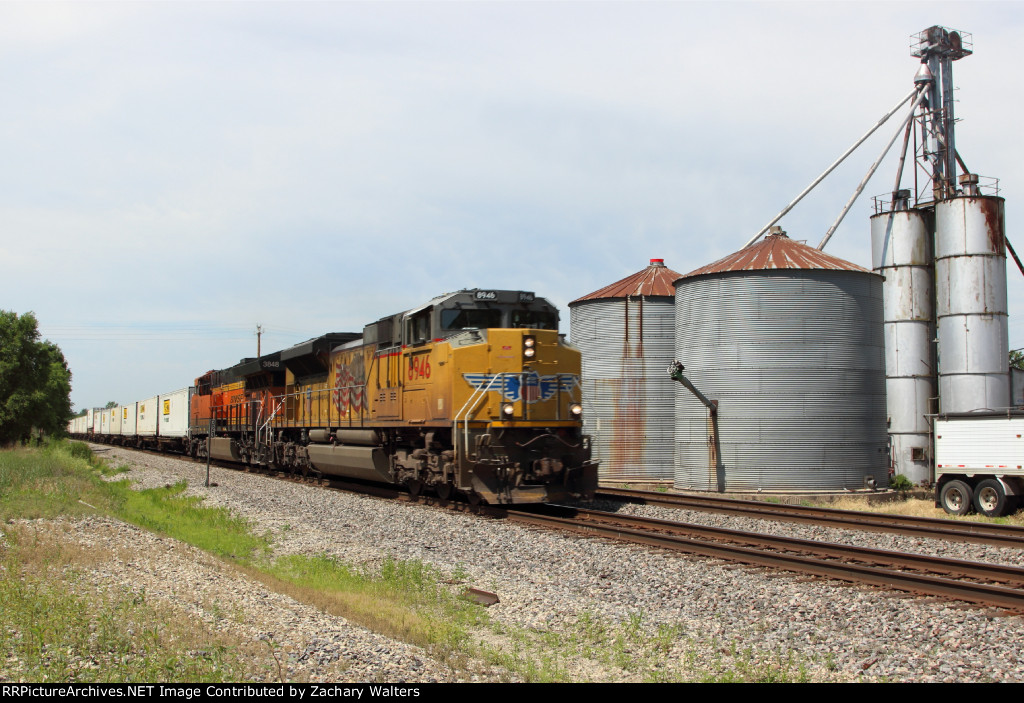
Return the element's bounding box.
[122,402,137,437]
[109,406,122,436]
[137,396,158,437]
[158,387,191,438]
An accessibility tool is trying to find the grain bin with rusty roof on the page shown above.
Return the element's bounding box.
[673,229,888,492]
[570,258,683,484]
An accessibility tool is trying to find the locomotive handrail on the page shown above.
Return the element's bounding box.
[453,373,508,462]
[258,398,282,451]
[272,383,366,430]
[452,372,583,462]
[453,372,533,463]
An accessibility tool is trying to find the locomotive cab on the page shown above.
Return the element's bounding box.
[369,289,559,348]
[380,290,597,503]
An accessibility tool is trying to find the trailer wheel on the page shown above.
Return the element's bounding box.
[940,480,974,516]
[973,479,1008,517]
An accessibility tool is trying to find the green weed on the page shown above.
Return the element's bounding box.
[105,479,271,563]
[890,474,915,492]
[0,529,248,682]
[262,553,485,659]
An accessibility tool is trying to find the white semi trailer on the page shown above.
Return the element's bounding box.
[934,413,1024,516]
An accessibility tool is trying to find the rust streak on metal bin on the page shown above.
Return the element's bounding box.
[934,194,1010,414]
[871,204,936,484]
[570,259,682,484]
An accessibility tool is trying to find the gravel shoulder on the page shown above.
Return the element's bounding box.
[32,445,1024,682]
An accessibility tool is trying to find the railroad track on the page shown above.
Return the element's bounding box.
[596,487,1024,549]
[499,504,1024,613]
[92,444,1024,612]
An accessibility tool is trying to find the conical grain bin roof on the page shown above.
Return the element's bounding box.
[572,259,683,303]
[678,232,871,281]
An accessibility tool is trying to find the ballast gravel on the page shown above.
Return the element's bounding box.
[15,444,1024,682]
[605,500,1024,570]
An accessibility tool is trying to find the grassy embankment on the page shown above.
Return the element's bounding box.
[822,493,1024,525]
[1,441,818,683]
[0,441,492,682]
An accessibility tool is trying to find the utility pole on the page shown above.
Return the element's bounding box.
[256,324,263,358]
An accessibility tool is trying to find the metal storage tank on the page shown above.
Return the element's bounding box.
[570,258,682,484]
[934,189,1010,413]
[870,200,936,484]
[674,231,888,492]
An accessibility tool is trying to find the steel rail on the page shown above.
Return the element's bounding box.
[561,506,1024,586]
[503,507,1024,613]
[594,488,1024,549]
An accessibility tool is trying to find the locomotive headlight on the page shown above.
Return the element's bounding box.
[570,403,583,417]
[502,403,515,417]
[523,335,536,359]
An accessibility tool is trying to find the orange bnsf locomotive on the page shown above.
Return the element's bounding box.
[188,290,598,504]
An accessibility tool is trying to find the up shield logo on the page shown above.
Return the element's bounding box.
[463,373,579,404]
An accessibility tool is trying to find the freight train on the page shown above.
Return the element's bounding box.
[69,289,599,504]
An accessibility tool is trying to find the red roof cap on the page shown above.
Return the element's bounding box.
[571,259,683,303]
[678,233,872,280]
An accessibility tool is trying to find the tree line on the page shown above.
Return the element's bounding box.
[0,311,73,445]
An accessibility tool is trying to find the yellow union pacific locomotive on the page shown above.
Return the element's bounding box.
[190,289,598,504]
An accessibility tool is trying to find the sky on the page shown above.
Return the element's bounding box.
[2,1,1022,412]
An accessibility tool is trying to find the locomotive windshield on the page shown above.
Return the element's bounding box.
[510,309,557,329]
[441,308,503,331]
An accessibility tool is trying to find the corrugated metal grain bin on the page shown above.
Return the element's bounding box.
[673,232,888,492]
[570,258,682,483]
